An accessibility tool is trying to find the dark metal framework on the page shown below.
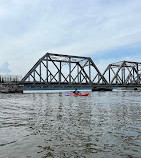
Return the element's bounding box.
[102,61,141,85]
[21,53,108,85]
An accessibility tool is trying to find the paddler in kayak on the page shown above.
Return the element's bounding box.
[73,88,80,95]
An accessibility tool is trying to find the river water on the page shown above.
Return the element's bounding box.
[0,91,141,158]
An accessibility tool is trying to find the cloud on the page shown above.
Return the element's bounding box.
[0,0,141,75]
[0,62,11,74]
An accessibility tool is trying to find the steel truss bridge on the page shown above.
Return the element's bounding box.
[21,53,141,90]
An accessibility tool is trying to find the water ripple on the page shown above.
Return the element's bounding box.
[0,91,141,158]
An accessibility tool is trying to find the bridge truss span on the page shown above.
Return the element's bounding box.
[103,61,141,85]
[21,53,108,87]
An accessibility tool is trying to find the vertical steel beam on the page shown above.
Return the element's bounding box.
[40,63,41,83]
[80,71,82,83]
[33,70,35,84]
[46,55,48,84]
[77,64,79,83]
[123,67,125,84]
[133,68,136,83]
[50,72,51,81]
[109,67,111,83]
[132,67,134,83]
[69,57,71,84]
[122,67,125,84]
[59,62,61,83]
[89,61,91,84]
[137,63,139,84]
[110,61,125,84]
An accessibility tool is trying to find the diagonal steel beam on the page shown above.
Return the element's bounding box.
[29,73,37,82]
[110,67,122,84]
[72,61,89,83]
[89,58,108,84]
[35,70,46,83]
[48,55,69,83]
[64,63,77,82]
[78,61,91,83]
[110,61,125,84]
[125,66,137,84]
[50,71,59,83]
[92,73,98,82]
[21,53,48,82]
[48,70,58,82]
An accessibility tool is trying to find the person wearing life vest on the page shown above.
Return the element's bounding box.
[73,88,80,95]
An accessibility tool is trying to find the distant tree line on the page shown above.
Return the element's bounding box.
[0,75,22,83]
[0,76,4,83]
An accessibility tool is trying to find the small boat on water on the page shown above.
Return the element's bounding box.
[65,93,89,96]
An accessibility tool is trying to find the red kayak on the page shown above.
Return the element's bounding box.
[65,93,89,96]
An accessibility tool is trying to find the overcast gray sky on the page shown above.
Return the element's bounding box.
[0,0,141,76]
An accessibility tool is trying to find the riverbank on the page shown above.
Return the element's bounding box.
[0,83,23,93]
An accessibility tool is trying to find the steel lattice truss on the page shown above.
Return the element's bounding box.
[102,61,141,85]
[21,53,108,85]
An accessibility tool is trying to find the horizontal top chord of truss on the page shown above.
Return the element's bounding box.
[110,61,141,67]
[102,61,141,85]
[21,52,108,85]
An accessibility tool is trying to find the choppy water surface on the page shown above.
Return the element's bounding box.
[0,91,141,158]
